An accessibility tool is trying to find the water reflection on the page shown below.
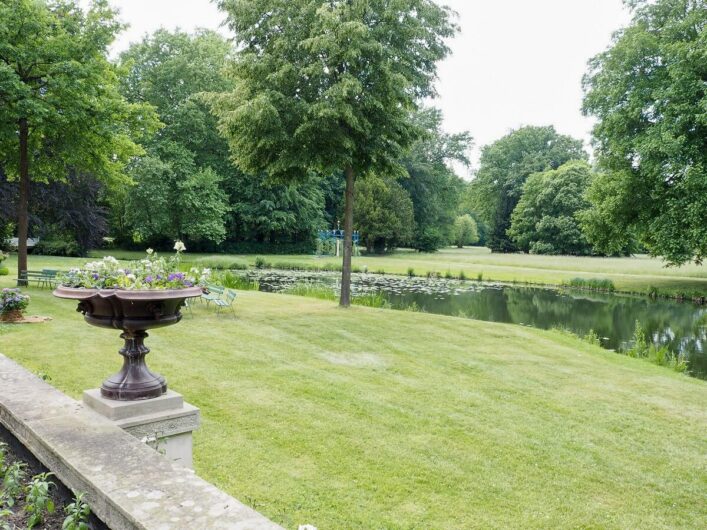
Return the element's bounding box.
[243,270,707,379]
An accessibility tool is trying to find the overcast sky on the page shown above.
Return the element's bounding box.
[94,0,632,176]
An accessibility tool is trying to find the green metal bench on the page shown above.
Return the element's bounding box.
[17,269,59,288]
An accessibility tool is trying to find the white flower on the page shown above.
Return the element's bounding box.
[173,240,186,252]
[146,248,154,255]
[103,256,118,265]
[126,274,136,281]
[298,526,317,530]
[202,268,211,276]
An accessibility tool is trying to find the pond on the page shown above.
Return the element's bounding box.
[240,269,707,380]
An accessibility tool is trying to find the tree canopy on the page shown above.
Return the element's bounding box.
[355,175,415,253]
[211,0,457,305]
[0,0,157,276]
[401,108,471,252]
[468,126,587,252]
[582,0,707,265]
[508,161,594,255]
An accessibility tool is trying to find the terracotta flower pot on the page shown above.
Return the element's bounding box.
[53,286,202,401]
[0,310,24,322]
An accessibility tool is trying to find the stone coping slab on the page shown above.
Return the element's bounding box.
[0,354,284,530]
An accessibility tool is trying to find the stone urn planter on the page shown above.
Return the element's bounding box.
[53,286,202,401]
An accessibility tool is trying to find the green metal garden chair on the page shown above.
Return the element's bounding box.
[214,290,237,317]
[201,285,224,307]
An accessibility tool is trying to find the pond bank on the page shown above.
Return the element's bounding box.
[230,269,707,380]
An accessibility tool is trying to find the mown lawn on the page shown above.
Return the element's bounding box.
[1,271,705,529]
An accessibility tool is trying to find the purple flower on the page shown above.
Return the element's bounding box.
[145,275,153,284]
[92,273,100,280]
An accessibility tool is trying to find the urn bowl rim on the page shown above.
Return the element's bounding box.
[53,285,203,301]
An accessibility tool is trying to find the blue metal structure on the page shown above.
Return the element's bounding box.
[318,229,360,245]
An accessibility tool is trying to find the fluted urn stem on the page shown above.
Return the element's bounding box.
[100,330,166,400]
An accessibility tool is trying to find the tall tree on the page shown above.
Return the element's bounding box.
[508,161,594,255]
[468,126,587,252]
[0,0,157,283]
[355,175,415,253]
[582,0,707,265]
[401,108,471,252]
[118,29,231,246]
[210,0,456,306]
[119,28,325,249]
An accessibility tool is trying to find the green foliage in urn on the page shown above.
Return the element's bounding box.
[508,161,594,255]
[209,0,457,306]
[467,126,587,252]
[59,246,210,290]
[582,0,707,265]
[0,0,160,281]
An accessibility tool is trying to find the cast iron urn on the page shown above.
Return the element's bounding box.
[53,286,202,401]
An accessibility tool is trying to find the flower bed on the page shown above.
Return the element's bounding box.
[0,428,97,530]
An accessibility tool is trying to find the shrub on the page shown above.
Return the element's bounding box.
[458,270,467,281]
[476,272,483,282]
[219,240,316,255]
[625,320,649,358]
[583,329,601,346]
[407,267,415,277]
[33,237,81,257]
[214,271,260,291]
[0,267,8,276]
[453,214,479,248]
[254,256,271,269]
[0,288,30,315]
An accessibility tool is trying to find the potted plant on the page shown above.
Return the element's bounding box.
[0,288,30,322]
[53,242,207,401]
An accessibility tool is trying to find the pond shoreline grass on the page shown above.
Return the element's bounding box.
[68,247,706,302]
[0,279,705,529]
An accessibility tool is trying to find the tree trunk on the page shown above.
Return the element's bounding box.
[339,166,355,307]
[17,118,29,286]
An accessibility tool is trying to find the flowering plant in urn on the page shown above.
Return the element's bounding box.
[54,242,208,400]
[59,242,208,290]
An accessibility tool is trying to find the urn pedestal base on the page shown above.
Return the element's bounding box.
[83,389,200,468]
